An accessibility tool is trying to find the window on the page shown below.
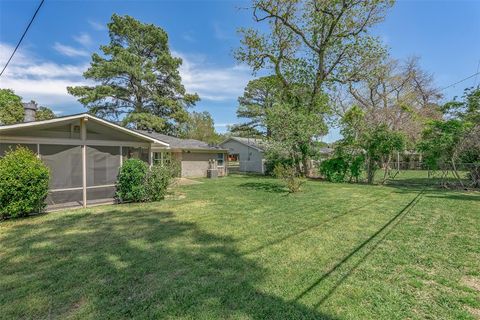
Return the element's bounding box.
[153,151,171,165]
[217,153,225,167]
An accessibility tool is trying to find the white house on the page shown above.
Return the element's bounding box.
[220,137,266,174]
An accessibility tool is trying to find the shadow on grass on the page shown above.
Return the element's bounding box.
[425,192,480,202]
[0,207,336,319]
[292,189,425,308]
[238,181,287,194]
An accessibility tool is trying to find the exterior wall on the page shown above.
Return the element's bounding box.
[220,140,264,174]
[179,151,227,178]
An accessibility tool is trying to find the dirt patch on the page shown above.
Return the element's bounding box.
[174,178,203,186]
[462,276,480,291]
[465,306,480,319]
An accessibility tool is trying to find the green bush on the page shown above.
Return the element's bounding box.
[319,154,365,183]
[0,146,50,219]
[145,164,175,201]
[319,157,348,182]
[273,163,304,193]
[116,158,148,203]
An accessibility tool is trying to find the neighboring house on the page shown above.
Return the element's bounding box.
[136,130,227,178]
[220,137,265,174]
[0,112,227,209]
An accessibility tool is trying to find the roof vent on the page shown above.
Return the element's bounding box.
[22,101,38,122]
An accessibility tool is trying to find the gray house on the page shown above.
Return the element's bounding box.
[220,137,266,174]
[0,112,227,208]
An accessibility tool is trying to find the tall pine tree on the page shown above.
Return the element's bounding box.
[68,14,199,135]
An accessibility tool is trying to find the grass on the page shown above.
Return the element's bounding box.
[1,173,479,319]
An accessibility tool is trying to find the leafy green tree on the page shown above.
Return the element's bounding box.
[68,14,199,135]
[180,111,222,144]
[231,76,280,137]
[236,0,392,174]
[0,89,24,125]
[361,125,405,184]
[35,106,56,121]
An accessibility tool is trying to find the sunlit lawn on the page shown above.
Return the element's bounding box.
[1,173,479,319]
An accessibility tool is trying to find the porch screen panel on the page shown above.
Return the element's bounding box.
[40,144,82,205]
[122,146,149,163]
[40,145,82,189]
[0,143,37,157]
[86,146,121,187]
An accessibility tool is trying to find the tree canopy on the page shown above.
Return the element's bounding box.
[0,89,24,125]
[180,111,223,144]
[68,14,199,135]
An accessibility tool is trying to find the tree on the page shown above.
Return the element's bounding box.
[361,125,405,184]
[419,87,480,188]
[0,89,24,125]
[236,0,392,174]
[339,57,442,144]
[68,14,199,135]
[35,106,56,121]
[231,75,280,137]
[180,111,222,144]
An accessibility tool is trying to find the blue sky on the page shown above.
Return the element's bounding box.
[1,0,479,142]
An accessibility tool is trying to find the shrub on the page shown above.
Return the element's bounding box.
[319,157,349,182]
[145,163,175,201]
[116,158,148,203]
[273,163,304,193]
[0,146,50,218]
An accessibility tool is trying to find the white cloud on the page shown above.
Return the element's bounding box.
[182,32,196,43]
[74,33,93,47]
[0,42,253,114]
[174,51,252,101]
[53,42,90,57]
[88,20,107,31]
[0,43,89,106]
[212,22,232,40]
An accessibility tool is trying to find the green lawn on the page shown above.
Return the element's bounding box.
[1,174,479,319]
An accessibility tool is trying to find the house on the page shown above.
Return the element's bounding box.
[0,111,227,209]
[220,137,266,174]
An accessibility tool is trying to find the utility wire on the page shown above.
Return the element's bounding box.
[474,60,480,88]
[0,0,45,77]
[440,71,480,91]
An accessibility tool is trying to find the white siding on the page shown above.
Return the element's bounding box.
[220,140,264,174]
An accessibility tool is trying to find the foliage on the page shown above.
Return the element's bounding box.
[0,147,50,218]
[35,106,56,121]
[68,14,199,135]
[236,0,392,174]
[180,111,223,144]
[265,97,329,176]
[339,57,442,144]
[145,164,175,201]
[361,125,405,184]
[273,163,304,193]
[417,120,467,169]
[230,76,280,137]
[0,89,24,125]
[116,158,148,203]
[319,150,364,183]
[417,88,480,188]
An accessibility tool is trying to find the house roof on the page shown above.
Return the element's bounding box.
[136,130,226,151]
[221,137,266,152]
[0,113,169,146]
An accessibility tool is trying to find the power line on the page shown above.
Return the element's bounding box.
[440,71,480,91]
[474,60,480,88]
[0,0,45,77]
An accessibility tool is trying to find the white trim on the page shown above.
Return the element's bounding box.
[0,136,154,147]
[50,184,116,192]
[0,113,170,146]
[220,137,264,152]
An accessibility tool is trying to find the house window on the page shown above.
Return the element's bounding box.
[217,153,225,167]
[153,151,171,165]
